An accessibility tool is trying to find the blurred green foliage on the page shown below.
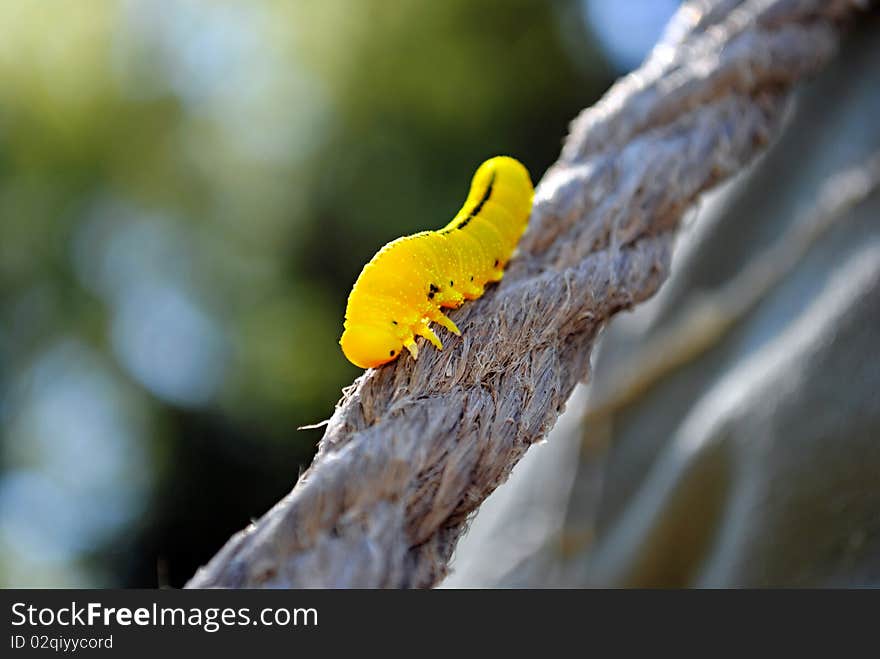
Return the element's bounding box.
[0,0,610,586]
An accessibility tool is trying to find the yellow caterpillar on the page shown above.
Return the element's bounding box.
[339,156,534,369]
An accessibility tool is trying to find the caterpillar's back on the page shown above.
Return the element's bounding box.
[340,156,533,369]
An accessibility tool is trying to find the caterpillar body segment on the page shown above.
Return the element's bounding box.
[445,230,487,299]
[340,156,534,369]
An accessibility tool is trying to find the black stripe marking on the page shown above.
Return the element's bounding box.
[456,172,496,230]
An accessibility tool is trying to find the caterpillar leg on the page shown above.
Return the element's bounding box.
[439,289,465,309]
[404,336,419,360]
[461,282,484,299]
[415,322,443,350]
[429,309,460,336]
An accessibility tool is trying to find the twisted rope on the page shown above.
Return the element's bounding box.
[187,0,869,588]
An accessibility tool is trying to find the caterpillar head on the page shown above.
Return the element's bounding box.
[339,322,402,369]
